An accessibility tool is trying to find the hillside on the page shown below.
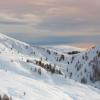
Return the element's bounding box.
[0,33,99,100]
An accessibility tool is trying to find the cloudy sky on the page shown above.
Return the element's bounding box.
[0,0,100,44]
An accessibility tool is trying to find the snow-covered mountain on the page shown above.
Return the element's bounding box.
[0,33,100,100]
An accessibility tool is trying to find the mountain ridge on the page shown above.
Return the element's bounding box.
[0,33,99,100]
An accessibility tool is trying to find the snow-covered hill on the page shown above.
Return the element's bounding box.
[0,33,99,100]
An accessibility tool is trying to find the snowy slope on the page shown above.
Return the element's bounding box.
[0,70,100,100]
[0,33,99,100]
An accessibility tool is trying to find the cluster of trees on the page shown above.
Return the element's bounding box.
[34,68,41,75]
[81,77,87,84]
[74,50,100,84]
[82,53,88,61]
[0,94,12,100]
[59,55,65,61]
[46,49,66,62]
[89,53,100,82]
[28,66,42,75]
[46,50,51,55]
[33,67,42,75]
[78,53,89,63]
[25,45,29,49]
[54,52,58,55]
[67,51,80,55]
[70,56,75,63]
[69,72,72,78]
[56,55,65,62]
[97,51,100,57]
[75,60,82,71]
[84,53,88,61]
[92,57,100,81]
[35,60,62,75]
[26,59,34,63]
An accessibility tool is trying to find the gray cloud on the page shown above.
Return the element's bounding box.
[36,16,100,34]
[0,0,100,38]
[0,21,27,25]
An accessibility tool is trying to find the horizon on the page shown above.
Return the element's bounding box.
[1,33,100,49]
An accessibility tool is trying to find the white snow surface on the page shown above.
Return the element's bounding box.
[0,33,99,100]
